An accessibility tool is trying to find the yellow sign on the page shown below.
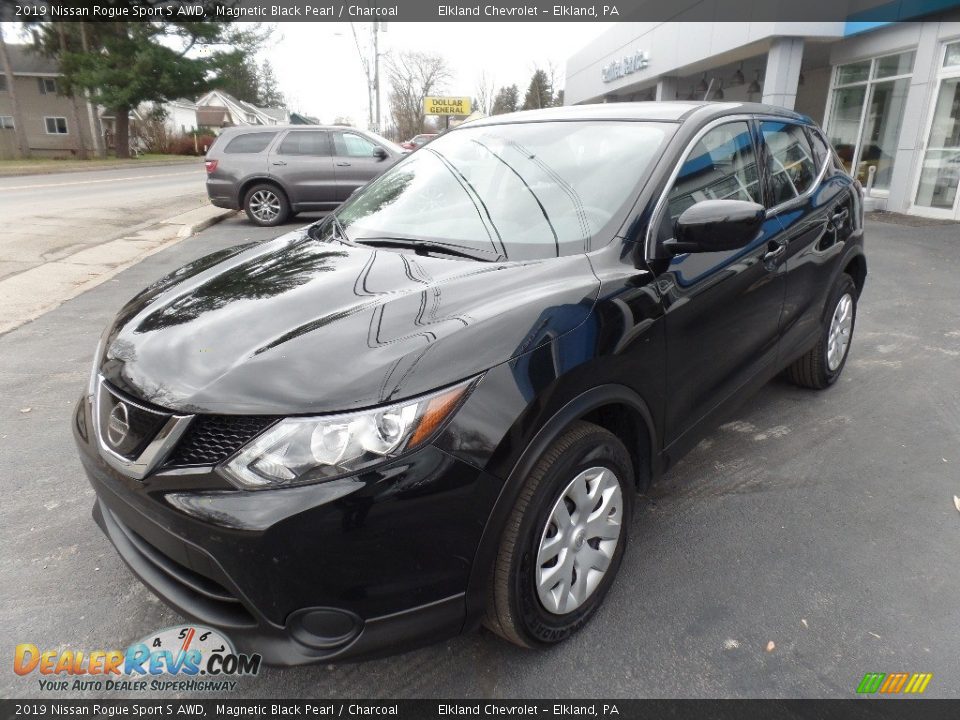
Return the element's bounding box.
[424,96,472,116]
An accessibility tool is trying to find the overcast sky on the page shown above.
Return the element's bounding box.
[1,21,612,129]
[258,22,613,126]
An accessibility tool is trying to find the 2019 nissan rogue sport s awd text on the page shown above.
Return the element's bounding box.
[74,102,865,665]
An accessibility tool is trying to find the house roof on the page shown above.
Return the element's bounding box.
[4,44,60,76]
[197,106,231,126]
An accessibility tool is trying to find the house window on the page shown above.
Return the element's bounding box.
[825,50,914,191]
[44,116,68,134]
[0,116,14,129]
[0,76,7,92]
[37,77,58,95]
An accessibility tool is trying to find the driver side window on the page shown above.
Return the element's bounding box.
[658,121,760,244]
[335,131,378,158]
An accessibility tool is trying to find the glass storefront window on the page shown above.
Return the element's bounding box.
[826,86,867,175]
[914,77,960,210]
[826,51,915,189]
[945,42,960,69]
[875,51,915,79]
[859,78,910,190]
[836,61,871,85]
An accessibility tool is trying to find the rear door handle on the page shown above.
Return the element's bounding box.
[763,241,786,265]
[336,162,351,167]
[271,161,287,166]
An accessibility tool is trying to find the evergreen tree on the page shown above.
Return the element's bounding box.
[258,60,285,107]
[217,54,261,105]
[29,5,264,158]
[491,84,519,115]
[522,69,552,111]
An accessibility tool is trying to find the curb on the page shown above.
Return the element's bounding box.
[0,206,237,337]
[176,208,237,238]
[0,157,203,178]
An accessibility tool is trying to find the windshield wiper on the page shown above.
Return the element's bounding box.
[351,236,496,262]
[309,214,350,243]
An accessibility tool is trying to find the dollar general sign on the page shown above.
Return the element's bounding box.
[424,97,472,116]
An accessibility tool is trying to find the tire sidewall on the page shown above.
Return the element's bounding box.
[244,184,288,227]
[821,274,858,385]
[510,432,634,646]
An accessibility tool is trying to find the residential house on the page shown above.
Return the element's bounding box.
[195,89,290,132]
[0,44,95,159]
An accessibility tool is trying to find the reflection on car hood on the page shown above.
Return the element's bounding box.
[100,230,600,414]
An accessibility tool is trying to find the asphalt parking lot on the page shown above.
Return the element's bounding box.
[1,213,958,699]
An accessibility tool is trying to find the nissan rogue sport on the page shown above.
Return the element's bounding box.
[75,102,865,665]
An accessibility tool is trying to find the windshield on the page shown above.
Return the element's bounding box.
[330,121,674,261]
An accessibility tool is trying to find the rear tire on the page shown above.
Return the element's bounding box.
[785,273,857,389]
[243,183,289,227]
[484,421,634,648]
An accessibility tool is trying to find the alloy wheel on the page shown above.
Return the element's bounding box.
[827,293,854,371]
[535,466,623,615]
[249,190,281,223]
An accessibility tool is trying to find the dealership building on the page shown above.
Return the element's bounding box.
[565,12,960,219]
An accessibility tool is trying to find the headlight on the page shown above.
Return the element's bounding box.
[218,378,476,489]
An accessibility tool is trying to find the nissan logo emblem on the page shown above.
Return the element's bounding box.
[107,402,130,447]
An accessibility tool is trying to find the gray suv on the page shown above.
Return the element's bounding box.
[205,125,404,226]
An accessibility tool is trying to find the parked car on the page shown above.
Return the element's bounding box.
[204,125,404,227]
[400,133,438,150]
[75,102,865,665]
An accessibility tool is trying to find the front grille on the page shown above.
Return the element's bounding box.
[164,415,279,468]
[98,382,171,460]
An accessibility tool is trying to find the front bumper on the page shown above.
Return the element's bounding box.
[75,399,495,665]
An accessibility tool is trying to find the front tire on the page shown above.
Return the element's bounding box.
[243,183,289,227]
[785,273,857,389]
[484,421,634,648]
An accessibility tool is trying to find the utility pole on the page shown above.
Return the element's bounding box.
[373,22,380,134]
[350,22,384,133]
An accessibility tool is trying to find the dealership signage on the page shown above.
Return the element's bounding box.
[424,96,472,116]
[601,49,650,83]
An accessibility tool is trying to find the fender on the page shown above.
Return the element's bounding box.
[462,383,659,626]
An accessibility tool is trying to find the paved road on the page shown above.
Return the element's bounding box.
[0,163,207,282]
[1,215,958,699]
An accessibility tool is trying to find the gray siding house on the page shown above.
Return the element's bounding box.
[0,44,94,159]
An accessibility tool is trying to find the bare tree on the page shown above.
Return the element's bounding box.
[385,50,452,141]
[475,70,495,116]
[0,31,30,159]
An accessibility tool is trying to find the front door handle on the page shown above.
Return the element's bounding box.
[336,161,351,167]
[830,208,849,229]
[763,241,786,265]
[271,160,287,166]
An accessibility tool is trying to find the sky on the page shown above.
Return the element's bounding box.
[1,21,612,131]
[256,22,613,128]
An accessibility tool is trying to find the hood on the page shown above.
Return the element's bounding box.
[100,231,599,414]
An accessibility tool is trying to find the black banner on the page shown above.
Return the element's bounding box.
[3,700,960,720]
[3,0,960,23]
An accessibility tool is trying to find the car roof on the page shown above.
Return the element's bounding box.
[216,124,372,136]
[464,101,813,127]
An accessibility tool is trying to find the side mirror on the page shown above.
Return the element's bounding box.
[665,199,765,255]
[372,146,388,160]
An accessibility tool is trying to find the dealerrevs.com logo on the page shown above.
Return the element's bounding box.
[14,625,261,693]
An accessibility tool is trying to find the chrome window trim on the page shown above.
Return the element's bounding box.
[94,376,193,480]
[644,114,757,259]
[756,116,831,218]
[644,114,830,258]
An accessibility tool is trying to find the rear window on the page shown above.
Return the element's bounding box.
[278,131,331,156]
[223,132,276,154]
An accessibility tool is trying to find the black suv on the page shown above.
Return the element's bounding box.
[74,102,865,665]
